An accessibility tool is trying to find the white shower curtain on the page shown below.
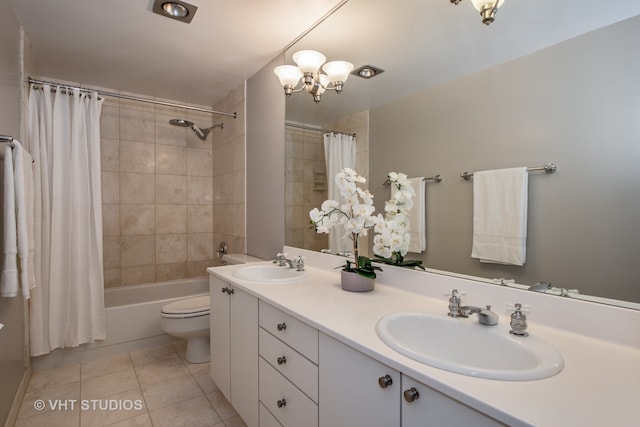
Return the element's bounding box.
[323,132,356,254]
[28,84,105,356]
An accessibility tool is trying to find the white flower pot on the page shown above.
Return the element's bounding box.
[341,270,375,292]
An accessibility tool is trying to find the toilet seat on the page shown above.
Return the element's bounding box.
[161,295,210,319]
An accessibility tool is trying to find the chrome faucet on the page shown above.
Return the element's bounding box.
[447,289,498,326]
[459,305,499,326]
[528,281,551,293]
[272,253,305,271]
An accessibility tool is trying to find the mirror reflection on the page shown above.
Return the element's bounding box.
[283,0,640,306]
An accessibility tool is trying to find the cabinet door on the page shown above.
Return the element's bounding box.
[319,333,400,427]
[210,276,231,400]
[402,375,505,427]
[230,287,258,427]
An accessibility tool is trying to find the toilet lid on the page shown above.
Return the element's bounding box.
[161,295,210,315]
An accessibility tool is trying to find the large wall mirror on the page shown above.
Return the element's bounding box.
[283,0,640,306]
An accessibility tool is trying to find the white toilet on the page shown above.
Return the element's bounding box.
[161,294,211,364]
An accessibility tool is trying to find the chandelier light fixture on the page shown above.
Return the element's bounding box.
[274,50,354,103]
[450,0,505,25]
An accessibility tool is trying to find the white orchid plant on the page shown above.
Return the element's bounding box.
[373,172,424,269]
[309,168,423,278]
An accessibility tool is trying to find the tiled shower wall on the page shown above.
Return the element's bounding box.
[100,84,245,287]
[284,110,369,253]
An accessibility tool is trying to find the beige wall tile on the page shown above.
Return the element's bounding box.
[121,204,155,235]
[101,138,119,171]
[187,233,214,261]
[187,176,213,204]
[102,204,120,236]
[156,175,186,204]
[156,114,187,147]
[187,204,213,233]
[103,268,121,288]
[156,144,186,175]
[156,234,187,264]
[120,235,155,267]
[120,108,155,143]
[100,105,119,140]
[187,148,213,177]
[156,204,187,234]
[103,236,120,269]
[120,172,155,204]
[187,260,214,278]
[121,265,155,286]
[120,141,155,173]
[156,263,187,282]
[102,171,119,204]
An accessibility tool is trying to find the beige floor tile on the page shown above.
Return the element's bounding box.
[14,408,80,427]
[134,356,190,387]
[224,416,248,427]
[19,380,80,419]
[205,391,238,421]
[149,395,222,427]
[191,365,218,394]
[81,369,140,400]
[81,353,134,380]
[142,373,203,411]
[28,364,80,391]
[130,343,179,367]
[79,388,146,427]
[104,413,153,427]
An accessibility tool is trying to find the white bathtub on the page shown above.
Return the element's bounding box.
[33,277,209,371]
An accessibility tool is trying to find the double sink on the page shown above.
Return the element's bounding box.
[231,263,564,381]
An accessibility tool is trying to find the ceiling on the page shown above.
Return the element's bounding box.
[10,0,640,112]
[10,0,346,107]
[284,0,640,126]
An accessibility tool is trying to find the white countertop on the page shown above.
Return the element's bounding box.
[207,250,640,427]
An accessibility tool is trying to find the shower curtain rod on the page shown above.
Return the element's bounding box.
[285,121,355,137]
[26,77,237,119]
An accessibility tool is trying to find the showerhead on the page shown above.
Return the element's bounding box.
[168,118,223,140]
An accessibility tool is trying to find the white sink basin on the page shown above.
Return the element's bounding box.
[232,264,309,283]
[376,312,563,380]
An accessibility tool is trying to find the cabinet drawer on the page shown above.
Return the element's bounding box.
[259,300,318,363]
[259,403,282,427]
[259,357,318,427]
[259,327,318,402]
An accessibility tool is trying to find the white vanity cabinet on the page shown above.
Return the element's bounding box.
[401,375,505,427]
[319,333,400,427]
[258,300,319,427]
[319,332,505,427]
[209,276,259,427]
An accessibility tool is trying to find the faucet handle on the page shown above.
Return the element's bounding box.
[444,289,466,298]
[293,255,305,271]
[506,303,530,313]
[508,303,530,337]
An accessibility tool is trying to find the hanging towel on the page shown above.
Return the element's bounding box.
[407,177,426,253]
[14,141,37,298]
[1,144,19,297]
[471,167,528,266]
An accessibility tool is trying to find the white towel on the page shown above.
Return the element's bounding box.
[1,144,19,297]
[471,167,528,266]
[407,177,426,253]
[14,142,36,298]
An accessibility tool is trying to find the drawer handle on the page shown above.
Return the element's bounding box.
[403,387,420,402]
[277,398,287,408]
[227,288,235,295]
[277,356,287,365]
[378,374,393,388]
[276,322,287,331]
[221,287,228,293]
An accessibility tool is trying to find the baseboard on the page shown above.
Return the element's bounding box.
[3,367,30,427]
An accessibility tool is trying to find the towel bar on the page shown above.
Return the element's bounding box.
[382,174,442,185]
[460,164,556,180]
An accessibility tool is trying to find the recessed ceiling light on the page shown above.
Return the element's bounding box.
[152,0,198,23]
[351,65,385,79]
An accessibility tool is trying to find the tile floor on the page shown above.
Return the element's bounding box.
[15,342,247,427]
